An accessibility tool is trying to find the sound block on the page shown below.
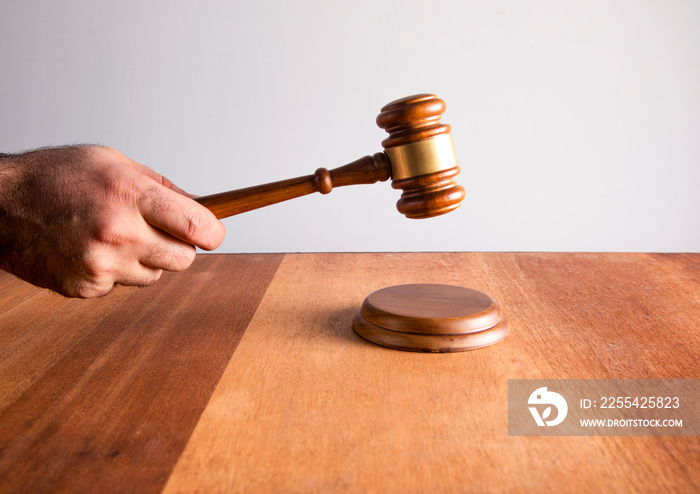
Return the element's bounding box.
[353,284,509,353]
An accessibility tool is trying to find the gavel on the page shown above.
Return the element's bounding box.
[196,94,466,219]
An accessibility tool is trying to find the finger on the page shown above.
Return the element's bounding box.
[73,249,163,298]
[136,224,197,272]
[114,260,163,288]
[111,150,225,250]
[138,184,225,251]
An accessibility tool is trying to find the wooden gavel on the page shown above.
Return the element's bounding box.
[196,94,466,219]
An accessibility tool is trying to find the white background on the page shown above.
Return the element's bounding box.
[1,0,698,253]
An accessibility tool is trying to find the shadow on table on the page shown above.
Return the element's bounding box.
[320,305,375,349]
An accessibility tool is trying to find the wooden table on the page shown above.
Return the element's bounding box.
[1,253,698,493]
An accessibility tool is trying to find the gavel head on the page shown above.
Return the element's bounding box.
[376,94,466,219]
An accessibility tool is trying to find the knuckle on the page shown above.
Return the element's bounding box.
[80,249,113,280]
[183,206,204,240]
[79,284,113,299]
[67,277,114,299]
[83,145,124,170]
[52,244,116,298]
[93,218,131,249]
[96,145,123,161]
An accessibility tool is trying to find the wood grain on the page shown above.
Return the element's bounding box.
[1,253,698,493]
[162,252,700,493]
[0,254,283,494]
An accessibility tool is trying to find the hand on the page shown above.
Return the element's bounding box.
[0,145,225,298]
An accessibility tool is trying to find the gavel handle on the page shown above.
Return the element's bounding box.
[195,152,390,219]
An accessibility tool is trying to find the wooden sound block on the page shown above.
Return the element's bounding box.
[353,284,509,353]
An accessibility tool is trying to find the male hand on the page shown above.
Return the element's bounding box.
[0,146,225,298]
